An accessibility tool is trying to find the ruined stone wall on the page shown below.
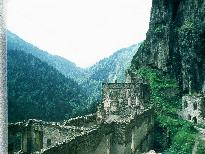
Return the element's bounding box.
[9,79,154,154]
[41,123,113,154]
[101,82,150,119]
[0,1,7,153]
[63,113,97,127]
[41,108,154,154]
[109,108,154,154]
[8,120,86,153]
[129,108,154,154]
[181,94,205,124]
[41,124,82,150]
[8,122,24,154]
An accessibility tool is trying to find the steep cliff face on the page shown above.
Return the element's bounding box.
[131,0,205,94]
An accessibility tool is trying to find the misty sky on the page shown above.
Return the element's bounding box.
[6,0,152,68]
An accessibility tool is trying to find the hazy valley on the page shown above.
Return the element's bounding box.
[7,31,140,122]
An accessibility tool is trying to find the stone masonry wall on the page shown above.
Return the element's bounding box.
[8,120,86,153]
[42,123,112,154]
[101,82,150,120]
[110,108,154,154]
[41,108,154,154]
[63,114,97,127]
[181,94,205,124]
[9,108,154,154]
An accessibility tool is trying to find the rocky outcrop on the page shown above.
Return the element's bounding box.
[131,0,205,94]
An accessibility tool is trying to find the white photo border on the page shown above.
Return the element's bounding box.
[0,0,7,153]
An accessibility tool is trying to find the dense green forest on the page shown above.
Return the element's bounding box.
[8,49,89,122]
[87,44,140,82]
[7,31,84,83]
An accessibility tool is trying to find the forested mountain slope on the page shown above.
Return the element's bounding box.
[87,44,140,82]
[8,49,88,122]
[7,30,141,105]
[82,44,140,103]
[7,31,85,83]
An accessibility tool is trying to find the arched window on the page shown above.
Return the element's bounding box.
[193,103,197,110]
[193,117,197,124]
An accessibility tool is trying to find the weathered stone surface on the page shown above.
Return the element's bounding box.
[9,111,154,154]
[41,108,154,154]
[98,80,150,122]
[180,93,205,124]
[131,0,205,94]
[63,114,97,127]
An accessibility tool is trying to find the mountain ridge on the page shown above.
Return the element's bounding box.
[8,49,89,122]
[7,30,141,122]
[7,30,141,102]
[7,31,85,83]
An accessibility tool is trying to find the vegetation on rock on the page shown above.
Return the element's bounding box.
[130,0,205,152]
[135,67,197,153]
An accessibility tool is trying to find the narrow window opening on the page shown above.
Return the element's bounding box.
[47,139,51,147]
[193,103,197,110]
[184,101,188,108]
[188,114,191,120]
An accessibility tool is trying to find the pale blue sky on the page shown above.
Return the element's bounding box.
[6,0,152,68]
